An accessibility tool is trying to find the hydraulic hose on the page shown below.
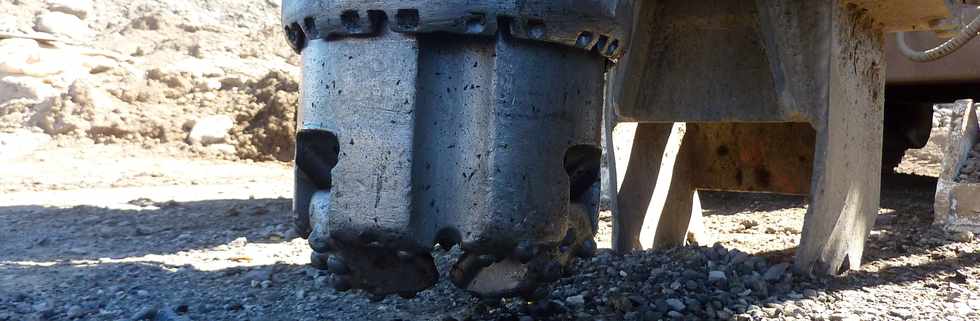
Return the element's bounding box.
[897,12,980,62]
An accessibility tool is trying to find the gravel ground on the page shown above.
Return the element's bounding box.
[1,143,978,321]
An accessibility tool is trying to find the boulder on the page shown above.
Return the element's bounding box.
[0,38,41,75]
[34,11,92,39]
[187,115,234,145]
[47,0,94,19]
[0,39,82,78]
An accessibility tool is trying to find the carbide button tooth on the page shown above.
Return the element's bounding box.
[332,275,352,291]
[310,252,328,270]
[326,255,349,274]
[308,235,332,253]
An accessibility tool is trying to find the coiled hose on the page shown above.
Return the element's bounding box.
[897,12,980,62]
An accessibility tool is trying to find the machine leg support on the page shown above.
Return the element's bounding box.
[794,2,885,277]
[613,123,704,252]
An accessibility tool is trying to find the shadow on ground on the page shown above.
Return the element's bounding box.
[0,197,478,321]
[0,198,293,263]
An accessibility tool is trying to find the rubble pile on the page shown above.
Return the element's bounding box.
[0,0,300,161]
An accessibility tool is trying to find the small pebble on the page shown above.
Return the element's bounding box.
[763,263,790,281]
[665,298,685,311]
[708,270,727,282]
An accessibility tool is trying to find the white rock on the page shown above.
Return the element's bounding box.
[708,270,727,282]
[34,12,92,39]
[889,308,914,319]
[665,298,686,311]
[0,76,59,104]
[0,39,42,75]
[195,78,222,92]
[829,313,859,321]
[47,0,93,19]
[565,295,585,306]
[188,115,234,145]
[0,39,86,79]
[229,237,248,247]
[967,299,980,308]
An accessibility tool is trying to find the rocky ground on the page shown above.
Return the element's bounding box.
[1,141,978,321]
[2,1,980,321]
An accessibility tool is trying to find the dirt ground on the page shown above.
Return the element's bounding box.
[2,0,980,320]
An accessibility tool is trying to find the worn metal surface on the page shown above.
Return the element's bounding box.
[689,123,815,195]
[281,0,634,59]
[607,0,950,123]
[608,0,803,123]
[289,0,620,296]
